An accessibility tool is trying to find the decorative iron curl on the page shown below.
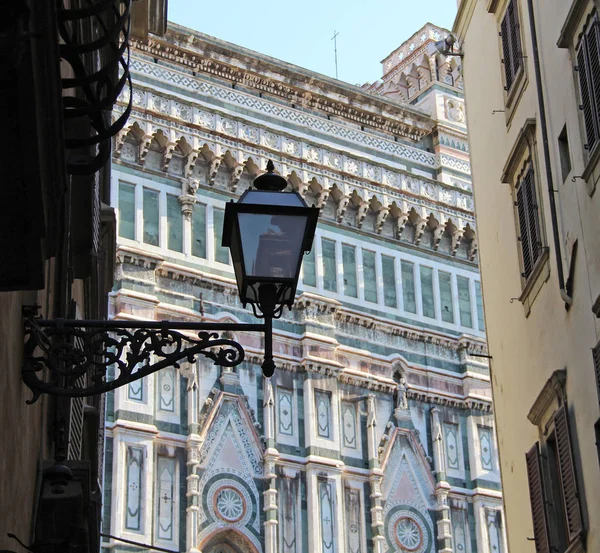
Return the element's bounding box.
[22,317,248,403]
[57,0,133,174]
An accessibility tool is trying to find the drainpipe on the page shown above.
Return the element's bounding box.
[526,0,572,306]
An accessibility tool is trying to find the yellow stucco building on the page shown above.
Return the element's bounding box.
[454,0,600,552]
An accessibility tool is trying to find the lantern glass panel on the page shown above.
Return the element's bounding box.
[240,190,306,207]
[238,213,308,279]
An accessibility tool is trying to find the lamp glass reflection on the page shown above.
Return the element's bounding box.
[238,213,307,279]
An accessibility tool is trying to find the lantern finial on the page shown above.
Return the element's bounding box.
[253,159,288,192]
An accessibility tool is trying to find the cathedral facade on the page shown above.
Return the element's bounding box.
[102,22,504,553]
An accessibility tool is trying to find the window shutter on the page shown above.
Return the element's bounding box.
[579,32,598,151]
[525,443,550,553]
[508,0,522,80]
[517,167,542,280]
[587,21,600,150]
[593,341,600,409]
[554,404,583,544]
[501,14,513,91]
[523,168,541,268]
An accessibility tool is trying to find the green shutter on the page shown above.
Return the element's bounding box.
[342,244,357,298]
[322,238,337,292]
[213,208,229,264]
[382,255,397,308]
[457,276,472,328]
[363,250,377,303]
[192,203,207,259]
[166,195,183,252]
[119,182,135,239]
[401,261,417,314]
[143,188,159,246]
[303,247,317,287]
[420,266,435,319]
[438,271,454,323]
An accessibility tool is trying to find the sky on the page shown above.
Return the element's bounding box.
[166,0,458,86]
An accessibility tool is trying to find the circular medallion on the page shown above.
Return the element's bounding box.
[214,486,246,523]
[394,516,423,551]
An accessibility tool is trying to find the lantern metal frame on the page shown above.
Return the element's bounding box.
[21,161,319,400]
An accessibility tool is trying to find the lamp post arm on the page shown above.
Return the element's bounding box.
[22,310,268,403]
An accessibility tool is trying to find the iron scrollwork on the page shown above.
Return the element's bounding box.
[22,311,265,403]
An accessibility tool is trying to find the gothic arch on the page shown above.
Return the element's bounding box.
[201,529,261,553]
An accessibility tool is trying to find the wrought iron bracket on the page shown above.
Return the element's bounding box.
[22,307,269,403]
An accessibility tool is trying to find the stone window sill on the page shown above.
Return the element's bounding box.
[519,247,550,317]
[504,66,528,128]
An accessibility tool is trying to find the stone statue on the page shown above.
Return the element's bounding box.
[396,376,409,410]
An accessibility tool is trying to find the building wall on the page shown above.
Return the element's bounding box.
[102,22,505,553]
[455,0,600,552]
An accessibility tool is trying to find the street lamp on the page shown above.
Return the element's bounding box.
[22,160,318,401]
[223,160,319,376]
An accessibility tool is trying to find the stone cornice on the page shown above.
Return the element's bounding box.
[115,245,487,353]
[117,103,475,222]
[558,0,593,48]
[453,0,477,40]
[131,35,435,142]
[527,369,567,426]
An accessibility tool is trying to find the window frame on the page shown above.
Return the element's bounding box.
[526,371,584,553]
[575,13,600,159]
[501,119,549,313]
[498,0,528,123]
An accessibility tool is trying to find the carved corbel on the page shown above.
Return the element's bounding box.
[336,196,350,223]
[113,128,129,159]
[356,203,369,229]
[184,150,199,178]
[316,189,330,208]
[395,213,409,238]
[375,208,389,234]
[230,165,244,192]
[451,230,464,255]
[139,135,154,164]
[432,225,445,250]
[208,157,222,185]
[414,219,428,245]
[468,237,478,260]
[161,142,177,172]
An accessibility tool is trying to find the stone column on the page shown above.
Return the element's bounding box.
[263,378,278,553]
[182,361,201,553]
[431,407,452,552]
[366,395,385,553]
[263,454,278,553]
[186,437,201,553]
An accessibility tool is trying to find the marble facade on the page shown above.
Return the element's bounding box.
[102,22,504,553]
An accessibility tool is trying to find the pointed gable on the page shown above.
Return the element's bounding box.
[199,393,264,478]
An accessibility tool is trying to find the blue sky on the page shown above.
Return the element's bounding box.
[167,1,458,86]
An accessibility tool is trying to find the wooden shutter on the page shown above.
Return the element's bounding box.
[508,0,522,80]
[501,0,522,92]
[501,14,514,90]
[577,24,600,151]
[525,443,550,553]
[554,404,583,544]
[593,341,600,409]
[587,21,600,150]
[523,168,541,268]
[517,167,541,279]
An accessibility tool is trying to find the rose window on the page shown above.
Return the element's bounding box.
[215,486,246,523]
[394,516,423,551]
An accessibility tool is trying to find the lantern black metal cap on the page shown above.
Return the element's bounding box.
[253,160,288,191]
